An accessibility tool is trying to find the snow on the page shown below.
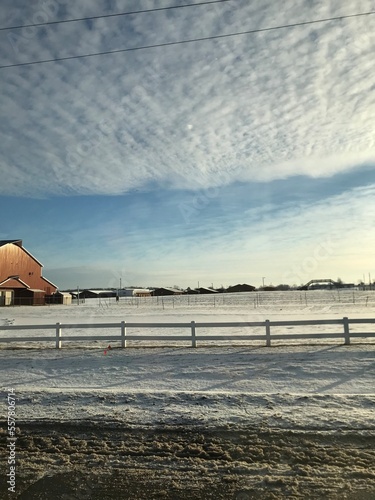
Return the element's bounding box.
[0,291,374,430]
[1,291,375,498]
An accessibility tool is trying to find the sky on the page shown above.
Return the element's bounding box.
[1,0,375,290]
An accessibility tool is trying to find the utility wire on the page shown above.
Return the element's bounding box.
[1,10,374,70]
[0,0,232,32]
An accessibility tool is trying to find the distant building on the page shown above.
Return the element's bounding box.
[152,287,184,296]
[45,291,72,305]
[118,289,136,297]
[226,284,256,293]
[298,279,338,290]
[0,240,57,306]
[119,289,151,297]
[80,289,117,298]
[196,287,218,294]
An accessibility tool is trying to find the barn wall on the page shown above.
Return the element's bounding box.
[0,244,56,293]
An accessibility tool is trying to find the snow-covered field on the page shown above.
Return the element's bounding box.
[0,291,375,499]
[1,290,375,348]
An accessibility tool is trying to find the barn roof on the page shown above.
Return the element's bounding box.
[0,239,23,248]
[226,283,256,291]
[197,287,218,293]
[41,276,58,289]
[0,276,30,289]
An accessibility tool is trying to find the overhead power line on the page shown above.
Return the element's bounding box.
[0,0,231,32]
[1,10,374,70]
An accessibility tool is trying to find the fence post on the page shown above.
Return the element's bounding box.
[265,319,271,347]
[121,321,126,348]
[55,322,61,349]
[343,317,350,345]
[191,321,196,348]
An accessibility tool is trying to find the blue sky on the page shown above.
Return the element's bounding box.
[1,0,375,289]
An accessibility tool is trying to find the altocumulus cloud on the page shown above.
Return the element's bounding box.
[0,0,375,197]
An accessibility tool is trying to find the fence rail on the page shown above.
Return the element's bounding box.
[1,317,375,348]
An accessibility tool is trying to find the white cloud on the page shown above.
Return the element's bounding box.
[1,0,375,196]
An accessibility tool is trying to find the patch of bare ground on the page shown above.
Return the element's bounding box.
[1,421,375,499]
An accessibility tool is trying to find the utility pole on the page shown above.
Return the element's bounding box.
[262,277,265,288]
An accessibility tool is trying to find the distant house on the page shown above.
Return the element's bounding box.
[0,240,57,306]
[152,287,184,296]
[226,284,256,293]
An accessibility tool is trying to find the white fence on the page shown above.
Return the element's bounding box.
[1,317,375,348]
[95,290,375,309]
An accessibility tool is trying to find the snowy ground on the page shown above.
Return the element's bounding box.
[1,345,374,429]
[1,292,375,499]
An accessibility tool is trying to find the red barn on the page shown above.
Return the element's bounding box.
[0,240,57,305]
